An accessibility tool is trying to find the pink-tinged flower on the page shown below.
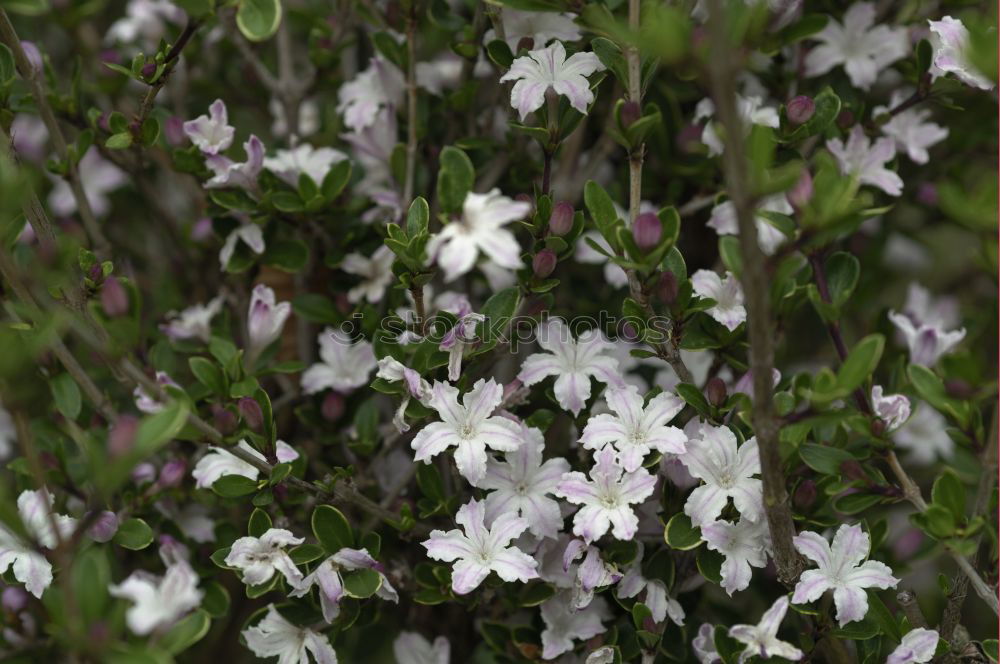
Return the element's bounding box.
[341,245,395,304]
[108,560,202,635]
[475,425,570,539]
[242,604,339,664]
[337,56,405,132]
[887,309,965,367]
[731,368,781,403]
[826,126,903,196]
[928,17,994,90]
[393,632,450,664]
[484,9,582,50]
[219,221,265,269]
[693,623,721,664]
[106,0,184,49]
[803,2,907,90]
[342,107,400,220]
[894,403,953,465]
[416,54,465,96]
[792,523,899,626]
[691,270,746,332]
[694,95,779,157]
[191,440,298,489]
[707,195,792,256]
[290,548,398,623]
[439,310,484,381]
[679,424,762,527]
[871,386,911,432]
[48,148,126,218]
[874,91,948,165]
[581,385,687,472]
[263,143,348,187]
[182,99,234,155]
[518,319,626,416]
[132,371,180,414]
[247,284,291,360]
[376,356,432,433]
[10,114,48,164]
[556,445,657,543]
[701,516,770,595]
[540,590,610,660]
[500,41,605,121]
[426,189,530,282]
[901,283,960,331]
[561,538,622,609]
[300,328,377,395]
[410,379,522,483]
[160,296,223,343]
[225,528,306,588]
[728,596,804,663]
[205,135,264,191]
[422,498,538,594]
[616,542,685,625]
[887,628,940,664]
[0,489,76,598]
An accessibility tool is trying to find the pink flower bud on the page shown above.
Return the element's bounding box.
[247,284,291,360]
[916,182,938,207]
[238,397,264,432]
[140,62,156,80]
[87,263,104,284]
[212,404,238,436]
[548,201,574,236]
[705,377,727,407]
[87,511,119,543]
[108,415,138,457]
[157,459,186,488]
[786,95,815,125]
[321,392,345,422]
[20,41,42,74]
[532,249,557,279]
[794,479,817,510]
[839,459,865,481]
[164,116,186,147]
[620,100,641,129]
[515,37,534,53]
[632,212,662,251]
[657,271,679,306]
[131,462,156,485]
[2,586,28,612]
[788,169,813,209]
[870,418,886,437]
[100,276,128,317]
[836,109,854,130]
[191,217,213,242]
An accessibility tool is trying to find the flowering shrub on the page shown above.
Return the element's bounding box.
[0,0,996,662]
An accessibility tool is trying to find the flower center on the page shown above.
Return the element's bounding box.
[459,423,476,439]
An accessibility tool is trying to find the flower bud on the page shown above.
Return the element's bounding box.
[793,479,817,510]
[632,212,662,251]
[321,392,345,422]
[836,109,854,130]
[657,270,679,306]
[100,276,128,317]
[705,377,727,408]
[515,37,534,53]
[2,586,29,613]
[164,115,185,147]
[131,462,156,485]
[786,95,815,125]
[621,322,640,343]
[140,62,156,80]
[87,510,119,543]
[247,284,291,360]
[532,249,557,279]
[20,41,42,74]
[620,100,641,129]
[238,397,264,432]
[108,415,138,457]
[839,459,866,481]
[88,263,104,284]
[548,201,574,236]
[157,459,186,488]
[788,169,813,209]
[945,378,974,400]
[212,404,238,436]
[916,182,938,207]
[870,417,886,437]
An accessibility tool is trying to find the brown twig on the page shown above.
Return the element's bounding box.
[133,18,201,139]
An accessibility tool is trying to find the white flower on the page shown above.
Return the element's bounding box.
[341,245,395,304]
[874,91,948,165]
[728,596,804,663]
[901,283,960,331]
[422,498,538,594]
[500,41,605,121]
[439,310,484,382]
[290,549,398,623]
[518,319,626,416]
[561,537,623,609]
[587,647,616,664]
[540,590,610,660]
[581,385,687,472]
[300,328,377,394]
[263,143,348,187]
[0,489,77,598]
[109,560,202,635]
[616,542,685,625]
[928,17,994,90]
[887,309,965,367]
[679,424,762,527]
[225,528,306,588]
[416,54,465,96]
[247,284,292,360]
[701,516,770,595]
[183,99,234,155]
[337,56,405,131]
[410,379,522,484]
[574,231,628,289]
[192,440,299,489]
[243,604,339,664]
[160,296,224,342]
[205,135,265,191]
[693,623,721,664]
[803,2,908,90]
[484,9,582,50]
[792,523,899,626]
[827,126,903,197]
[871,386,911,433]
[695,95,779,157]
[475,424,570,539]
[691,270,746,332]
[219,222,266,269]
[132,371,180,414]
[48,148,126,218]
[393,631,450,664]
[887,628,940,664]
[106,0,183,48]
[426,188,530,282]
[376,356,432,432]
[893,403,953,465]
[707,195,792,256]
[556,445,657,543]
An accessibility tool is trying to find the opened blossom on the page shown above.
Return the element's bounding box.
[191,440,298,489]
[870,386,911,432]
[540,590,610,660]
[290,548,398,622]
[561,538,622,609]
[341,245,395,304]
[887,628,940,664]
[410,379,522,483]
[440,310,485,381]
[701,516,770,595]
[928,17,994,90]
[219,221,266,269]
[132,371,180,414]
[707,195,792,256]
[888,308,965,367]
[894,403,953,465]
[616,542,685,625]
[695,95,778,157]
[182,99,234,155]
[422,498,538,594]
[225,528,306,589]
[580,385,687,472]
[205,135,264,191]
[247,284,291,360]
[679,424,762,527]
[337,56,404,131]
[500,41,605,121]
[160,296,223,342]
[301,329,377,394]
[827,126,903,197]
[0,489,76,598]
[376,356,432,432]
[728,596,804,663]
[263,143,348,187]
[109,559,203,635]
[242,604,339,664]
[792,523,899,626]
[485,9,582,50]
[393,632,450,664]
[48,148,126,218]
[691,270,746,332]
[874,91,948,164]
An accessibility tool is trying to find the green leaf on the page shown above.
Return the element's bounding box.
[983,639,998,663]
[824,252,859,307]
[931,470,966,521]
[664,513,702,550]
[105,132,133,149]
[519,582,556,607]
[50,373,82,420]
[160,610,211,655]
[436,146,475,214]
[211,474,259,497]
[479,286,520,339]
[188,356,227,395]
[675,383,712,418]
[135,400,189,456]
[113,518,154,550]
[263,239,309,272]
[0,0,50,14]
[202,581,230,617]
[321,160,352,201]
[248,507,272,537]
[866,591,902,642]
[485,39,513,70]
[72,546,111,622]
[836,334,884,393]
[906,365,970,428]
[0,44,14,86]
[406,196,430,238]
[584,180,619,239]
[799,443,854,475]
[312,504,354,553]
[288,543,325,564]
[236,0,282,42]
[342,568,382,598]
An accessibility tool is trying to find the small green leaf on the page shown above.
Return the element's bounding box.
[160,610,211,655]
[312,504,354,553]
[824,252,859,307]
[50,373,82,420]
[664,513,702,550]
[113,518,154,550]
[236,0,282,42]
[248,507,272,537]
[436,146,475,214]
[675,383,712,418]
[105,132,133,149]
[135,400,189,456]
[211,474,259,497]
[188,356,226,395]
[406,196,430,238]
[799,443,855,475]
[931,470,966,521]
[342,568,382,598]
[836,334,884,394]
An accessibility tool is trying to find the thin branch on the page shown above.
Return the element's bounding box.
[896,590,929,629]
[133,18,201,138]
